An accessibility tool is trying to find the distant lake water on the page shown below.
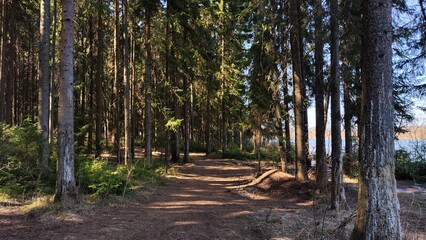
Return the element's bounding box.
[306,139,426,155]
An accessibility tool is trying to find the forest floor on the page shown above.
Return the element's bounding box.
[0,153,425,240]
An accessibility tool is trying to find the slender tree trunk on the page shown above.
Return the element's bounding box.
[314,0,327,190]
[49,0,58,144]
[55,0,76,203]
[273,69,287,172]
[183,33,190,163]
[205,75,212,155]
[330,0,344,210]
[123,0,131,165]
[220,0,227,155]
[351,0,401,238]
[169,21,180,163]
[343,55,353,160]
[113,0,121,163]
[144,10,152,160]
[95,1,103,158]
[39,0,50,172]
[0,0,5,122]
[282,61,292,165]
[87,16,94,153]
[289,0,307,181]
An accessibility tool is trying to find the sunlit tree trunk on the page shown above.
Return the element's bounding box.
[38,0,50,172]
[55,0,76,203]
[351,0,401,238]
[289,0,307,181]
[330,0,344,210]
[113,0,121,163]
[123,0,131,165]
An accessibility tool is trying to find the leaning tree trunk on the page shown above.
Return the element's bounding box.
[55,0,77,203]
[351,0,401,238]
[289,0,307,181]
[313,0,327,190]
[39,0,50,173]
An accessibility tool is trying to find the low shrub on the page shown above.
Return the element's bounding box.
[0,120,52,197]
[75,156,171,199]
[75,156,127,198]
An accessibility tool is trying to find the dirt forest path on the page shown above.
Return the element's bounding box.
[0,155,307,240]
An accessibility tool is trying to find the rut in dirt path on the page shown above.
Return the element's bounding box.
[1,156,301,240]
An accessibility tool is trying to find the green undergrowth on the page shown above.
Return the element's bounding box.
[75,156,174,199]
[0,120,177,202]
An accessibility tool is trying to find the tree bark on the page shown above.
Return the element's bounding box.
[123,0,131,165]
[289,0,307,181]
[113,0,121,163]
[55,0,77,202]
[351,0,401,238]
[220,0,227,155]
[314,0,327,190]
[183,35,190,163]
[39,0,50,172]
[144,10,153,160]
[0,0,15,125]
[343,55,353,160]
[95,0,103,158]
[330,0,344,210]
[49,0,58,144]
[205,75,212,155]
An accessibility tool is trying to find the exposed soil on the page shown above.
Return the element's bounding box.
[0,154,425,240]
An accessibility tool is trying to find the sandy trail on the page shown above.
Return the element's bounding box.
[0,156,304,240]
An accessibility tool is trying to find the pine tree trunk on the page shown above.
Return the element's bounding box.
[220,0,227,155]
[123,0,131,165]
[289,0,307,181]
[282,61,292,165]
[330,0,344,210]
[49,0,58,144]
[113,0,121,163]
[351,0,401,238]
[205,75,212,155]
[1,0,14,125]
[183,35,190,163]
[273,69,287,173]
[314,0,327,190]
[38,0,50,172]
[144,11,152,160]
[55,0,76,202]
[0,0,5,122]
[95,1,103,158]
[342,55,353,160]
